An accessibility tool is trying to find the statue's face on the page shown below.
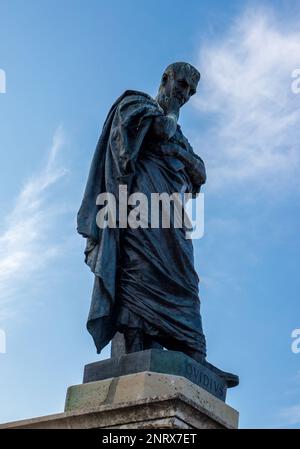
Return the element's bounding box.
[161,67,198,108]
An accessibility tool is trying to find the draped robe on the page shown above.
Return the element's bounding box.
[77,90,206,356]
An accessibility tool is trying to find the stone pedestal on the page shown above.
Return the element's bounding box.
[0,350,239,429]
[83,349,239,402]
[0,371,238,429]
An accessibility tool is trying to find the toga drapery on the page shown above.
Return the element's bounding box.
[77,90,206,356]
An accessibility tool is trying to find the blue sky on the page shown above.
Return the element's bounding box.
[0,0,300,428]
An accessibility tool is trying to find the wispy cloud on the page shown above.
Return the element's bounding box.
[193,7,300,190]
[280,404,300,426]
[0,127,68,321]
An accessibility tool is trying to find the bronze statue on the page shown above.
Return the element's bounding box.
[78,62,208,363]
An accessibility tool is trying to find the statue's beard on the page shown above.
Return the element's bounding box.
[156,91,185,113]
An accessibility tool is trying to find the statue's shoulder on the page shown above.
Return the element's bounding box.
[115,90,158,108]
[103,90,159,131]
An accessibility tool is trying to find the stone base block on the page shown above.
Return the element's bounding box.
[0,372,239,429]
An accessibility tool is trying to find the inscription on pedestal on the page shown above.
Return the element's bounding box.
[83,349,235,402]
[184,361,225,400]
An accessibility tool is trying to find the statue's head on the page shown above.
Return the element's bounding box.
[157,62,200,113]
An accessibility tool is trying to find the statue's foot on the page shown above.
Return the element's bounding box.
[123,329,163,353]
[123,328,143,353]
[183,348,206,364]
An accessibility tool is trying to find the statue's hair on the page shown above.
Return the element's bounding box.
[161,62,200,85]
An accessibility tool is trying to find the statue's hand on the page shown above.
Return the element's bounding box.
[164,96,181,119]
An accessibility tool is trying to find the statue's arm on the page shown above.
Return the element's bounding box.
[151,113,178,141]
[174,131,206,188]
[151,97,181,141]
[177,148,206,186]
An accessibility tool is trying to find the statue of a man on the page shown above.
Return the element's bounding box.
[78,62,207,363]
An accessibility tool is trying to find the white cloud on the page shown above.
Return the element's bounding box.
[280,404,300,425]
[193,7,300,190]
[0,127,68,321]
